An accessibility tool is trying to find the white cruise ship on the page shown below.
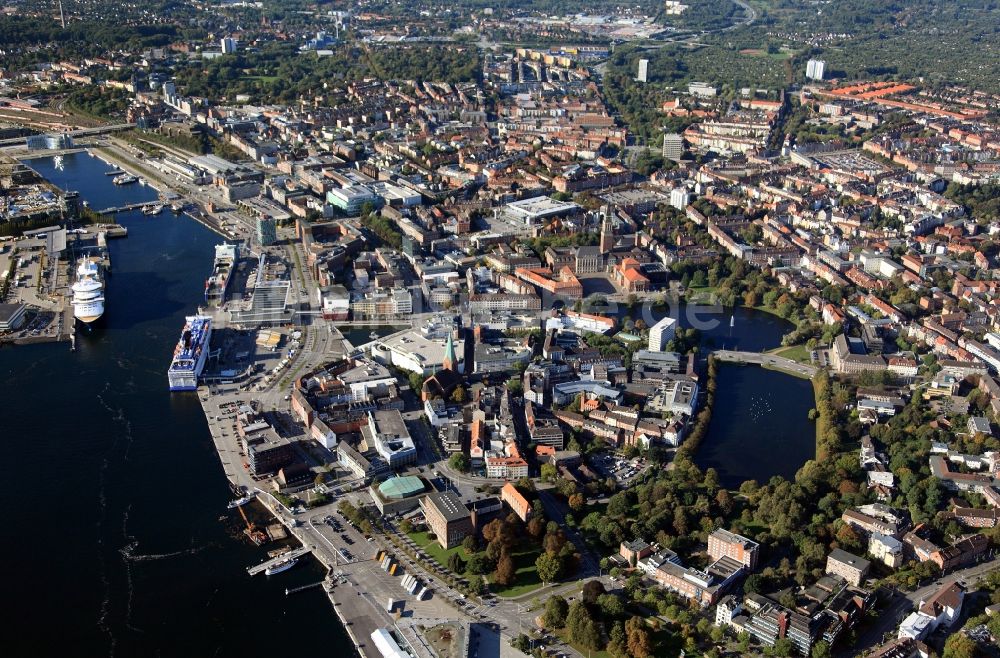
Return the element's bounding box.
[71,259,105,325]
[167,315,212,391]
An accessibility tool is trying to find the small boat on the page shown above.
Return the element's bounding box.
[369,331,379,339]
[264,557,298,576]
[171,202,184,213]
[113,174,137,185]
[143,203,163,216]
[730,315,735,328]
[227,494,254,509]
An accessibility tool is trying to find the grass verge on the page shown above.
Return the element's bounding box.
[491,547,544,598]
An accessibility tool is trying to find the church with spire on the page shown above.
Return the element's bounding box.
[441,331,457,372]
[421,327,464,402]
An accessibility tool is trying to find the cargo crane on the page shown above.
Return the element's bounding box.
[237,504,267,545]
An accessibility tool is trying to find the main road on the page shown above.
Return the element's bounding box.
[0,122,135,147]
[712,349,818,379]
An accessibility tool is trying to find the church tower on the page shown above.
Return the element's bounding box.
[442,331,457,372]
[600,214,614,253]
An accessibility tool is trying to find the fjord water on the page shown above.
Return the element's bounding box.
[4,152,346,657]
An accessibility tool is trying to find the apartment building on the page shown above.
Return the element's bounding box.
[825,549,871,587]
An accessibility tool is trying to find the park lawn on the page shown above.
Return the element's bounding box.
[686,285,719,305]
[750,303,789,320]
[407,529,464,567]
[737,519,768,537]
[769,343,812,364]
[491,546,544,598]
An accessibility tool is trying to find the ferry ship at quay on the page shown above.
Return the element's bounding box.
[112,173,137,185]
[264,557,298,576]
[204,243,238,307]
[71,258,105,325]
[167,315,212,391]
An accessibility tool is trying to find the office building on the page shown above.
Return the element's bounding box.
[221,38,237,54]
[648,316,677,352]
[0,303,27,332]
[806,59,825,81]
[644,553,745,607]
[351,288,413,321]
[26,134,74,150]
[256,217,276,246]
[688,82,717,97]
[637,58,649,83]
[830,334,886,374]
[327,185,379,214]
[486,454,529,480]
[337,439,391,482]
[662,133,684,161]
[708,529,760,570]
[421,491,473,549]
[362,409,416,469]
[241,429,296,476]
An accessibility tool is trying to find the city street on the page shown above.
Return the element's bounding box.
[841,555,1000,656]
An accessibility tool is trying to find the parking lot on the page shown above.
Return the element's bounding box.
[310,510,379,564]
[0,236,78,342]
[590,451,650,485]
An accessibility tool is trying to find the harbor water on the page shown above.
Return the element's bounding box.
[3,152,350,657]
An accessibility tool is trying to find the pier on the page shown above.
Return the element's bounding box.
[246,546,311,576]
[285,581,326,596]
[93,223,128,238]
[95,201,161,215]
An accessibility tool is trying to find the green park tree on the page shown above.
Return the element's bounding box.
[542,595,568,628]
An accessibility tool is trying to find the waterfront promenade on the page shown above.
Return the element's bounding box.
[199,386,495,658]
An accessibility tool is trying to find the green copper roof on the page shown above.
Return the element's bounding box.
[378,476,425,500]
